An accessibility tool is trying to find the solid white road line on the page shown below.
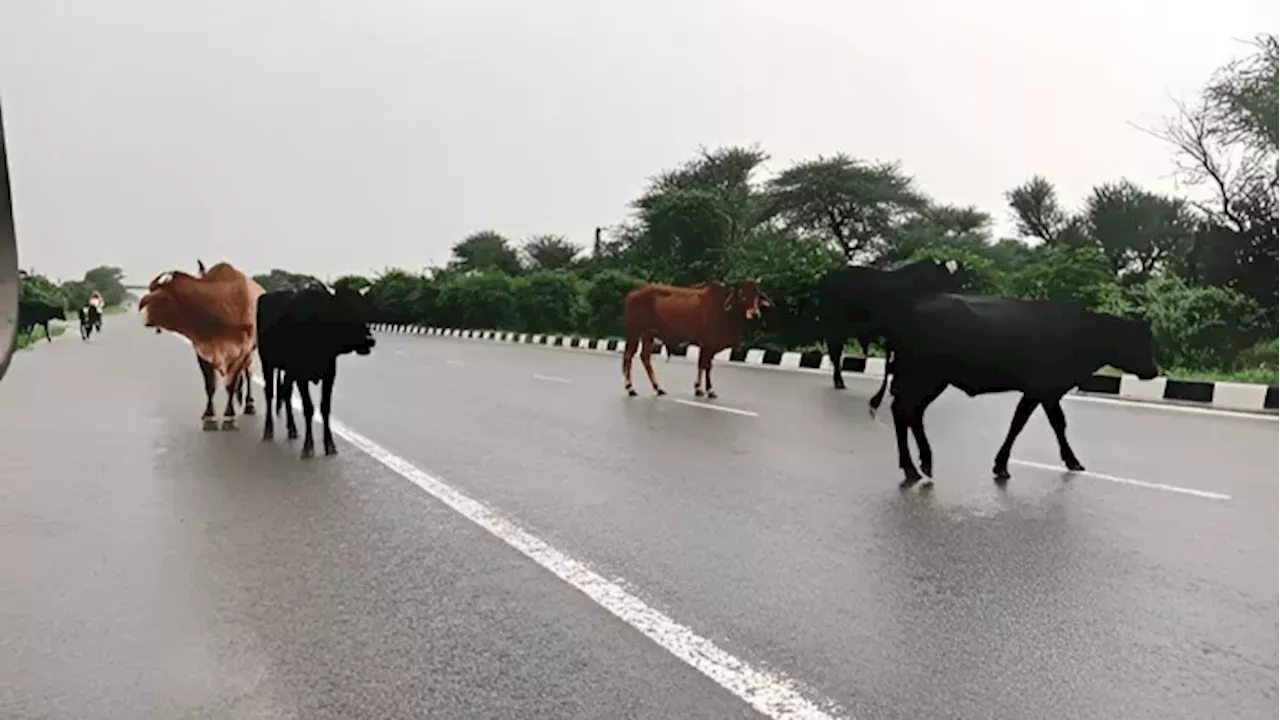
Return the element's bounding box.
[532,374,572,384]
[1063,392,1278,422]
[869,416,1231,501]
[1008,459,1232,501]
[671,398,760,417]
[242,374,840,720]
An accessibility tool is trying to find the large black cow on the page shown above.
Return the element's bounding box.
[257,284,376,458]
[17,299,66,343]
[817,259,963,411]
[879,292,1159,487]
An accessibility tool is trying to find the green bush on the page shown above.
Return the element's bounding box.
[721,227,842,350]
[583,269,645,337]
[436,272,518,330]
[513,271,584,334]
[1006,246,1118,310]
[1121,275,1264,372]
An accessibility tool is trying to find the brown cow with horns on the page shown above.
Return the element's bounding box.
[621,279,770,398]
[138,260,264,430]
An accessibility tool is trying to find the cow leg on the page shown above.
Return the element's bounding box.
[992,395,1041,482]
[639,335,665,396]
[282,375,299,440]
[890,391,922,488]
[868,348,893,416]
[220,380,238,430]
[261,361,277,441]
[297,381,316,459]
[907,381,947,478]
[42,321,52,343]
[197,356,219,431]
[826,336,847,390]
[320,359,338,456]
[240,364,256,416]
[622,334,640,397]
[704,356,718,400]
[1041,399,1085,472]
[694,356,705,397]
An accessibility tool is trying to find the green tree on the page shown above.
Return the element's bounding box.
[522,234,582,271]
[368,268,423,322]
[252,269,321,293]
[436,272,517,329]
[513,270,584,333]
[19,271,63,305]
[332,275,373,293]
[450,230,522,275]
[1006,246,1118,310]
[583,269,645,337]
[634,189,733,285]
[879,203,993,266]
[765,154,928,262]
[638,145,770,245]
[82,265,128,306]
[1082,180,1196,281]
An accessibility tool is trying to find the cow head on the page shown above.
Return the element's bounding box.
[723,279,772,320]
[138,270,196,329]
[295,285,377,357]
[1102,314,1159,380]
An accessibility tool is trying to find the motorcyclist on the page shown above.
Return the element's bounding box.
[87,291,104,312]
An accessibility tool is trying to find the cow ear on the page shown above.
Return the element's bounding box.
[944,259,958,274]
[197,260,206,275]
[358,286,371,296]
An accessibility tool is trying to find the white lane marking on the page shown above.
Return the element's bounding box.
[244,372,843,720]
[1064,392,1277,422]
[671,398,759,417]
[1009,459,1232,501]
[533,374,572,384]
[444,359,465,366]
[872,416,1231,501]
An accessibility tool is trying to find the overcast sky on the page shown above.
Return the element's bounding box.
[2,0,1275,285]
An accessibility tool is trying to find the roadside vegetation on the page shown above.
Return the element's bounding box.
[303,35,1274,387]
[15,264,129,350]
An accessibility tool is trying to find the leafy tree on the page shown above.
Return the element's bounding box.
[880,203,993,266]
[765,154,928,262]
[436,272,517,329]
[1123,275,1264,371]
[82,265,128,306]
[332,275,372,293]
[522,234,582,271]
[1082,180,1196,281]
[19,271,63,305]
[638,145,770,245]
[60,280,93,309]
[450,230,522,275]
[368,268,424,323]
[634,189,733,285]
[252,269,321,293]
[1146,33,1278,323]
[1006,246,1118,310]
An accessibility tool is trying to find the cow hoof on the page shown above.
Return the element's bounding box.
[220,418,237,431]
[706,390,718,400]
[899,467,923,488]
[920,460,933,478]
[626,388,638,397]
[992,466,1011,483]
[301,445,315,459]
[655,388,667,397]
[324,444,338,456]
[833,383,846,391]
[694,388,704,398]
[1064,460,1085,473]
[262,428,274,442]
[201,417,220,431]
[243,404,256,416]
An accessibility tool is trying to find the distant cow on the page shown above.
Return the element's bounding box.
[257,284,376,458]
[18,299,66,343]
[818,259,962,411]
[621,280,770,398]
[138,260,264,430]
[878,293,1159,487]
[77,304,102,340]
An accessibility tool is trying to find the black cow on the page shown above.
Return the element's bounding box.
[77,304,102,340]
[879,293,1159,487]
[818,259,963,411]
[18,300,66,343]
[257,284,376,458]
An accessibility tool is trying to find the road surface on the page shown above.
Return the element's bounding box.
[1,315,1275,720]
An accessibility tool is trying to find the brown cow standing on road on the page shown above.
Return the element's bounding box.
[621,280,770,398]
[138,260,264,430]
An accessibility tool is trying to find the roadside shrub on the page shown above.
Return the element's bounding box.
[436,272,517,330]
[721,226,842,350]
[513,270,584,334]
[583,269,645,337]
[1123,275,1264,372]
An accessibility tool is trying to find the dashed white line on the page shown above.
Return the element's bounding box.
[1009,459,1232,501]
[444,359,465,366]
[533,374,572,384]
[671,398,760,417]
[243,372,844,720]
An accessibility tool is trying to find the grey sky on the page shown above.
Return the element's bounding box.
[2,0,1275,285]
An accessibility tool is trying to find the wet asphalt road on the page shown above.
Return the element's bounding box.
[1,316,1276,720]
